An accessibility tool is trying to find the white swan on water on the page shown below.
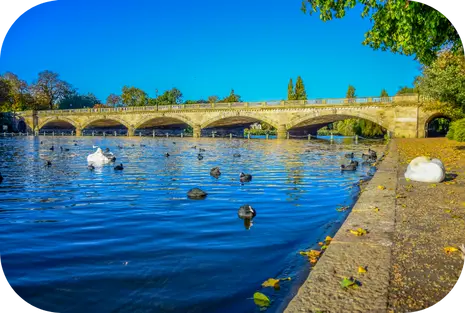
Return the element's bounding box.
[87,148,113,165]
[405,156,445,183]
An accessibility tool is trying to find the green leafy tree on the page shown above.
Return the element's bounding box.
[417,49,465,112]
[346,85,356,103]
[59,91,100,109]
[220,89,242,103]
[396,86,416,95]
[300,0,462,65]
[294,76,307,100]
[1,72,37,111]
[121,86,148,106]
[31,70,72,110]
[153,88,183,105]
[380,89,389,97]
[287,78,296,100]
[106,94,122,107]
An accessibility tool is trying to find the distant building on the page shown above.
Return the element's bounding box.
[250,122,262,130]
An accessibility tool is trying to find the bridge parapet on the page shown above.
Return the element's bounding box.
[32,94,418,116]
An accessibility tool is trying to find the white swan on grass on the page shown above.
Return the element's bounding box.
[404,156,445,183]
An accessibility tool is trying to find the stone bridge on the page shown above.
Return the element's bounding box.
[14,95,443,139]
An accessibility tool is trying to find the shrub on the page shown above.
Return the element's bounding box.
[447,118,465,142]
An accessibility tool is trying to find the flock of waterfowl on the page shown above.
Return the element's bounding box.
[0,140,378,230]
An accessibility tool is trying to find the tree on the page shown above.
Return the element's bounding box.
[346,85,356,102]
[31,70,72,110]
[106,94,122,107]
[1,72,37,111]
[300,0,462,65]
[153,88,183,105]
[288,78,296,100]
[59,91,101,109]
[220,89,242,103]
[380,89,389,98]
[417,49,465,112]
[396,86,416,95]
[208,95,219,103]
[294,76,307,100]
[121,86,148,107]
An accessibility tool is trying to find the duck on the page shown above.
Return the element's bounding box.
[45,160,52,167]
[368,148,377,159]
[104,148,110,153]
[0,172,3,184]
[40,141,43,144]
[114,163,124,171]
[87,148,114,165]
[238,204,256,219]
[210,167,221,178]
[118,145,123,149]
[165,153,170,157]
[239,172,252,182]
[350,160,359,167]
[345,152,354,159]
[191,146,197,149]
[50,146,54,151]
[197,154,204,160]
[60,147,70,152]
[172,142,176,145]
[140,144,146,147]
[362,153,376,162]
[88,164,95,171]
[187,188,207,199]
[74,143,78,146]
[340,164,357,171]
[199,148,206,152]
[233,153,241,158]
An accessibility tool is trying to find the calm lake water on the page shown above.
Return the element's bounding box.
[0,136,382,313]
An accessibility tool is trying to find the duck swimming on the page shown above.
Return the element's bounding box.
[199,148,206,152]
[345,152,354,159]
[165,153,170,157]
[45,160,52,167]
[50,146,54,151]
[197,154,204,160]
[350,160,359,167]
[187,188,207,199]
[233,153,241,158]
[240,172,252,182]
[238,204,256,219]
[114,163,124,171]
[0,172,3,184]
[340,164,357,171]
[88,164,95,171]
[210,167,221,178]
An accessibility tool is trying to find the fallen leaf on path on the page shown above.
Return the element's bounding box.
[444,247,459,255]
[349,228,368,236]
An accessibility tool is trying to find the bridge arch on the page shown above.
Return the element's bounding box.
[287,110,392,132]
[134,114,194,130]
[423,112,452,138]
[38,116,79,130]
[201,111,279,129]
[80,116,131,130]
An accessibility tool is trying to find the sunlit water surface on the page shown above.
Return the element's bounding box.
[0,136,383,313]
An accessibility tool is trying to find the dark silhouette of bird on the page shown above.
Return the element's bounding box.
[45,160,52,167]
[165,153,170,157]
[233,153,241,158]
[114,163,124,170]
[210,167,221,178]
[238,204,256,219]
[240,172,252,182]
[197,154,204,160]
[88,164,95,170]
[50,146,54,151]
[345,152,354,159]
[0,172,3,184]
[340,164,357,171]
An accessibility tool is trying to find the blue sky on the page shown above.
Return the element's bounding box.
[0,0,421,102]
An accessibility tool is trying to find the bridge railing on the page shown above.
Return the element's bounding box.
[33,94,419,116]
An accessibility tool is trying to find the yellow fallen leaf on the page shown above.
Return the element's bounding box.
[430,184,437,187]
[261,278,280,288]
[444,247,459,255]
[325,236,333,242]
[318,242,324,246]
[299,250,321,258]
[349,228,368,236]
[377,185,386,190]
[358,266,367,273]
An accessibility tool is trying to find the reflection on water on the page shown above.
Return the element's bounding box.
[0,136,383,313]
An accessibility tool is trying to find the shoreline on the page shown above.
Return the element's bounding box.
[284,138,465,313]
[285,140,398,312]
